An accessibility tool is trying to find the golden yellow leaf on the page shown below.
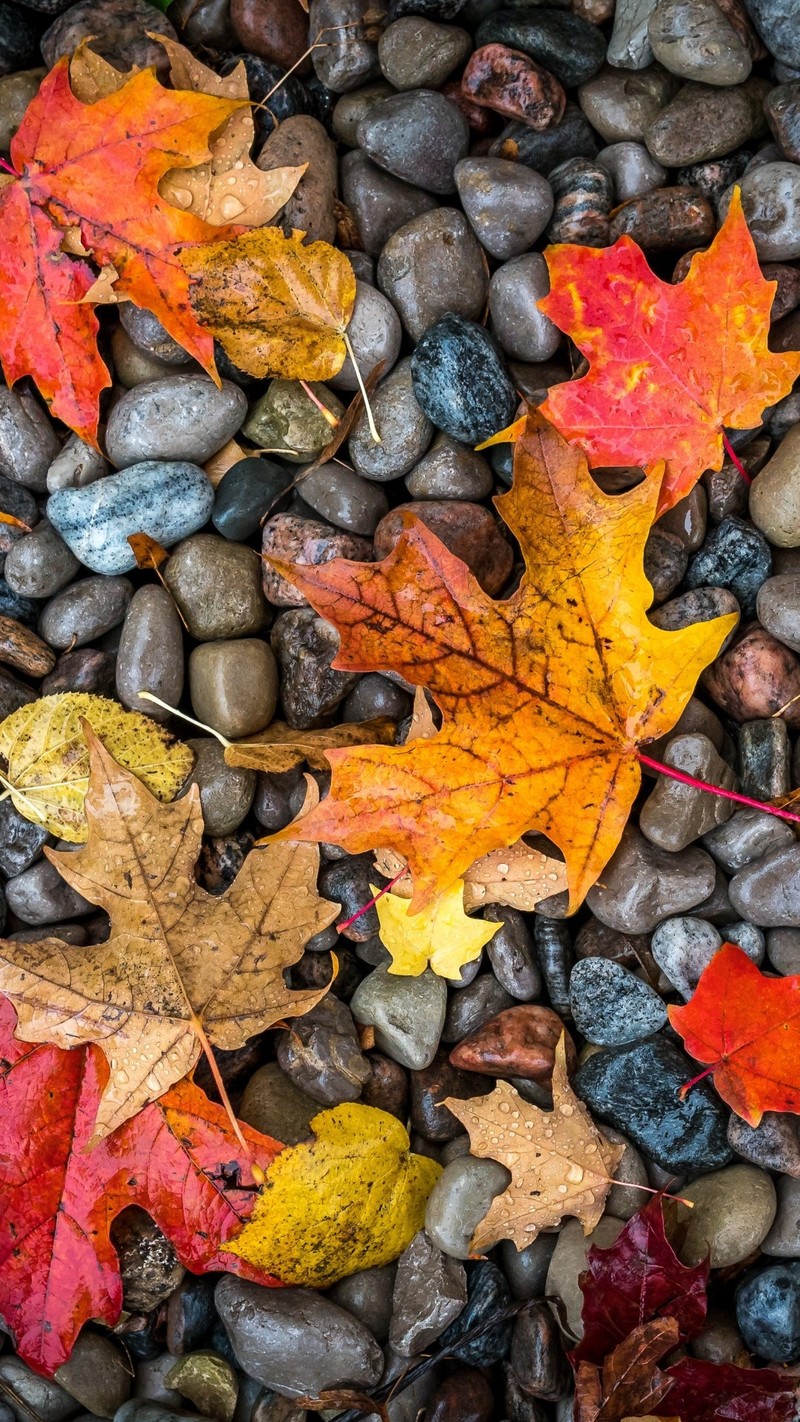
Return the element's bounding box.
[154,38,305,228]
[0,693,193,841]
[374,880,500,980]
[224,716,395,774]
[181,226,357,381]
[224,1103,441,1286]
[445,1035,625,1252]
[0,734,338,1140]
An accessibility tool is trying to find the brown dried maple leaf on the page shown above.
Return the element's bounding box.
[0,731,338,1141]
[444,1034,624,1251]
[574,1319,679,1422]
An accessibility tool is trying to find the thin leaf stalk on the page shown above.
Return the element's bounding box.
[721,431,752,486]
[637,751,800,824]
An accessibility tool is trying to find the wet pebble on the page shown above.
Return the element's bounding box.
[703,624,800,724]
[183,738,255,837]
[357,89,469,194]
[750,424,800,544]
[277,996,370,1105]
[244,380,344,464]
[257,115,337,245]
[55,1333,131,1419]
[485,907,541,1000]
[406,434,493,501]
[449,1004,573,1081]
[462,43,566,130]
[271,607,358,727]
[586,825,716,933]
[341,150,437,258]
[47,434,109,494]
[238,1062,317,1145]
[650,915,724,998]
[349,357,434,481]
[309,0,380,92]
[568,957,667,1045]
[39,575,132,651]
[578,65,677,144]
[378,16,471,89]
[411,316,517,446]
[455,158,554,260]
[378,208,489,343]
[547,157,614,245]
[609,185,715,248]
[677,1164,776,1266]
[262,514,371,607]
[729,843,800,926]
[166,1352,238,1422]
[545,1216,625,1338]
[476,9,605,88]
[736,1261,800,1362]
[489,252,561,364]
[639,733,736,851]
[0,800,50,878]
[648,0,752,85]
[508,1302,571,1401]
[212,458,293,542]
[733,160,800,259]
[390,1229,467,1356]
[596,140,666,200]
[6,857,93,925]
[351,966,447,1069]
[686,514,772,617]
[442,973,515,1044]
[105,377,246,469]
[762,1175,800,1256]
[425,1155,511,1259]
[645,78,769,166]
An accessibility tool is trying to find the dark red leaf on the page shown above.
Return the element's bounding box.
[665,1357,799,1420]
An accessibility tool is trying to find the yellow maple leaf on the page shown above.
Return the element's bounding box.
[374,880,500,980]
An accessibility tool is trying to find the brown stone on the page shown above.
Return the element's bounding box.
[462,43,566,131]
[427,1368,495,1422]
[449,1005,576,1080]
[574,918,659,985]
[410,1051,486,1141]
[609,186,715,251]
[763,263,800,322]
[362,1052,409,1120]
[257,116,338,245]
[41,647,116,696]
[262,514,373,606]
[230,0,311,71]
[374,501,513,596]
[442,80,496,134]
[703,623,800,726]
[0,615,55,677]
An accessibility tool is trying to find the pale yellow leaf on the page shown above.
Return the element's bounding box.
[374,880,500,980]
[224,1103,441,1286]
[0,692,193,841]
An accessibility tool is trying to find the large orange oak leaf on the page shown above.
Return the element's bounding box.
[0,60,241,439]
[669,942,800,1126]
[0,998,282,1377]
[268,410,736,912]
[539,189,800,513]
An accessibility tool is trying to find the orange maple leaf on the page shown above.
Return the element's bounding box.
[539,188,800,513]
[268,410,736,912]
[0,61,241,441]
[669,942,800,1126]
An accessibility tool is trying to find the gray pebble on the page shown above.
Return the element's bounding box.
[329,1266,397,1345]
[39,575,133,650]
[455,157,554,259]
[389,1230,467,1355]
[271,608,359,728]
[645,79,770,167]
[0,1358,78,1422]
[596,140,667,200]
[730,843,800,926]
[47,434,109,493]
[105,376,247,469]
[377,208,488,342]
[298,462,389,534]
[0,799,50,878]
[648,0,751,85]
[357,89,469,194]
[47,461,214,575]
[405,433,493,501]
[5,856,93,925]
[586,825,716,933]
[762,1176,800,1256]
[183,738,255,837]
[579,64,677,144]
[116,585,184,719]
[489,252,561,363]
[378,17,471,90]
[0,390,60,492]
[729,1108,800,1177]
[189,637,279,740]
[768,927,800,974]
[425,1156,511,1259]
[349,357,433,481]
[244,380,344,464]
[639,733,735,851]
[310,0,381,92]
[341,150,438,258]
[702,808,796,873]
[569,956,667,1043]
[164,535,265,640]
[330,280,401,390]
[442,973,514,1043]
[608,0,658,67]
[277,996,370,1105]
[350,965,446,1069]
[758,573,800,651]
[238,1062,318,1146]
[333,83,394,147]
[485,906,541,1000]
[650,915,723,998]
[55,1333,131,1419]
[499,1234,558,1300]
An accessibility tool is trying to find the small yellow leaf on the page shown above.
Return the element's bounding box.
[225,1103,441,1286]
[0,693,193,840]
[182,227,357,382]
[374,880,500,980]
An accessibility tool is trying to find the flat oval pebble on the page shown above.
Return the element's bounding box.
[357,89,469,194]
[38,575,133,650]
[47,462,214,576]
[105,377,248,469]
[116,585,184,719]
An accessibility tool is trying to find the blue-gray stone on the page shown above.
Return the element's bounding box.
[476,9,606,86]
[410,316,517,445]
[439,1261,513,1367]
[736,1261,800,1362]
[744,0,800,68]
[47,462,214,575]
[685,515,772,618]
[568,958,667,1045]
[0,578,40,627]
[573,1035,732,1172]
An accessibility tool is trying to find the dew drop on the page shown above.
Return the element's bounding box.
[566,1163,584,1184]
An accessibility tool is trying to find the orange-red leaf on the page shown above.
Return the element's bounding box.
[540,188,800,513]
[669,942,800,1126]
[0,997,282,1377]
[268,410,735,912]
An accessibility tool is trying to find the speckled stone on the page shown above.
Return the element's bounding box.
[378,16,471,89]
[648,0,752,84]
[47,462,214,576]
[244,380,345,464]
[462,42,566,129]
[406,435,493,501]
[261,515,372,606]
[164,535,265,640]
[410,316,517,446]
[349,357,434,481]
[645,78,770,165]
[578,65,678,144]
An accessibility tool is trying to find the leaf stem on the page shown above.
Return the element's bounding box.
[678,1065,716,1098]
[190,1012,251,1157]
[137,691,232,747]
[343,332,381,444]
[300,380,339,428]
[721,431,752,487]
[0,158,16,176]
[336,871,405,933]
[608,1178,694,1209]
[637,751,800,824]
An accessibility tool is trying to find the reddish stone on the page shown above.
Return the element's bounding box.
[703,623,800,726]
[262,514,373,606]
[427,1368,495,1422]
[609,187,714,253]
[449,1005,576,1081]
[442,80,496,135]
[461,43,566,131]
[230,0,311,72]
[373,501,513,596]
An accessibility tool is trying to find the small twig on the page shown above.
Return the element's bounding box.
[722,431,752,487]
[638,751,800,825]
[336,871,405,933]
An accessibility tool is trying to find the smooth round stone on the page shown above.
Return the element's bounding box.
[41,0,176,71]
[486,907,541,1000]
[357,89,468,194]
[390,1230,468,1357]
[238,1062,317,1145]
[230,0,309,74]
[55,1332,131,1418]
[596,140,666,200]
[645,78,770,166]
[574,1036,733,1173]
[349,357,434,480]
[341,150,438,258]
[329,1266,397,1344]
[568,957,667,1045]
[488,252,561,364]
[215,1277,384,1397]
[639,734,736,852]
[411,316,516,446]
[6,857,93,925]
[475,9,605,87]
[39,574,132,650]
[212,457,293,541]
[120,306,188,366]
[611,184,715,251]
[183,738,255,837]
[454,157,553,260]
[164,535,265,640]
[736,1262,800,1363]
[650,916,723,999]
[42,647,115,698]
[648,0,751,84]
[508,1302,571,1402]
[105,376,247,469]
[189,638,278,740]
[261,515,372,606]
[350,965,446,1068]
[546,157,614,245]
[377,208,488,343]
[374,500,512,595]
[586,825,716,934]
[427,1368,494,1422]
[330,281,401,391]
[334,82,394,146]
[443,974,514,1043]
[47,433,109,493]
[0,389,61,492]
[243,379,344,463]
[730,844,800,926]
[405,434,492,501]
[703,625,800,725]
[603,1127,651,1221]
[110,326,195,389]
[758,573,800,651]
[47,462,214,576]
[296,463,389,535]
[257,115,338,245]
[578,65,678,144]
[751,424,800,544]
[0,1358,78,1422]
[378,16,471,89]
[500,1234,558,1300]
[425,1155,510,1259]
[309,0,381,93]
[686,515,771,618]
[677,1165,776,1267]
[769,926,800,975]
[343,672,410,721]
[115,585,184,722]
[762,1176,800,1256]
[545,1217,625,1338]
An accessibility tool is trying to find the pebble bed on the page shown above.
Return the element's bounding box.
[1,0,800,1416]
